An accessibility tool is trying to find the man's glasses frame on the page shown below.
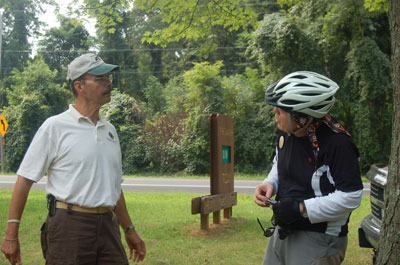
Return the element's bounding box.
[80,75,113,84]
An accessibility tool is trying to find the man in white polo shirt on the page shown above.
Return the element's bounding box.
[1,53,146,264]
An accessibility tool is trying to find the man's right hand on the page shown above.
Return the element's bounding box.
[1,239,22,265]
[125,230,146,262]
[1,176,34,265]
[254,182,275,207]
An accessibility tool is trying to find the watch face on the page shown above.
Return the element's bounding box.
[124,225,135,232]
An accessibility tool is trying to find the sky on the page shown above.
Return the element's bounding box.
[40,0,96,35]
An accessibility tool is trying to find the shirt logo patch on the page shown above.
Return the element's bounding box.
[107,132,115,142]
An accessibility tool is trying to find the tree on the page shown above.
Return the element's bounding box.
[376,0,400,263]
[221,70,276,173]
[101,90,147,173]
[247,12,325,78]
[87,0,258,49]
[6,59,72,115]
[75,0,263,81]
[141,112,186,173]
[37,16,91,82]
[180,61,226,174]
[143,75,166,116]
[92,1,142,97]
[0,0,51,79]
[73,0,169,98]
[343,37,392,171]
[248,0,392,172]
[1,59,73,171]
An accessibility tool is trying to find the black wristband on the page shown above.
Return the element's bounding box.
[124,224,135,233]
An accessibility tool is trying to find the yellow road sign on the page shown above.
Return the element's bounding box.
[0,113,9,137]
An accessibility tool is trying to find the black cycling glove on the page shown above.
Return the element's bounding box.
[272,198,302,226]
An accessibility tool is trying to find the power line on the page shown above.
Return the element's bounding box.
[0,62,255,71]
[3,46,248,52]
[3,2,278,14]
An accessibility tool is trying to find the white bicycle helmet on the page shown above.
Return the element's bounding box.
[265,71,339,118]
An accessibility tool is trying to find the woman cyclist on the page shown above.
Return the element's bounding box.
[254,71,363,265]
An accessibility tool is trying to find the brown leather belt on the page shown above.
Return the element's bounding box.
[56,201,113,214]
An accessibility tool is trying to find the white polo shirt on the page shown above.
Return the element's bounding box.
[17,105,123,207]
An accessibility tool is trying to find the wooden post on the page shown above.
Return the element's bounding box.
[213,211,221,224]
[201,214,209,230]
[224,208,232,219]
[210,114,234,221]
[191,114,235,230]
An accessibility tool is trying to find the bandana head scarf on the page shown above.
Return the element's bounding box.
[291,113,351,163]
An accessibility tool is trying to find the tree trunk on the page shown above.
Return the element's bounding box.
[376,0,400,264]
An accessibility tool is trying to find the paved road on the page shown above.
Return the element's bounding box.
[0,175,263,195]
[0,175,370,195]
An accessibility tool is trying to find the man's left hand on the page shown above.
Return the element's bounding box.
[125,230,146,262]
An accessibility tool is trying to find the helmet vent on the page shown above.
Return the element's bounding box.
[292,74,307,79]
[281,100,302,105]
[294,83,313,87]
[302,93,321,96]
[276,83,289,90]
[315,82,330,88]
[309,105,327,110]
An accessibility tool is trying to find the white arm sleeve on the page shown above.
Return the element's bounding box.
[304,189,363,224]
[264,149,279,195]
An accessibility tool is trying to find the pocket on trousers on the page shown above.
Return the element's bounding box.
[40,221,47,259]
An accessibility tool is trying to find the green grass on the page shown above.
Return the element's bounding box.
[0,172,15,176]
[0,191,373,265]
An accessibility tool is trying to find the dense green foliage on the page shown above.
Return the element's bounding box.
[37,16,91,83]
[101,91,147,173]
[0,0,392,174]
[1,60,73,170]
[343,38,392,170]
[0,0,50,79]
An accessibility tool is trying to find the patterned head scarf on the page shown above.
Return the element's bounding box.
[291,113,351,163]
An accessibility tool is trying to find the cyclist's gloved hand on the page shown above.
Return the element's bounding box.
[272,198,302,226]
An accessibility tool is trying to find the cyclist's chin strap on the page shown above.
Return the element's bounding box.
[287,113,293,135]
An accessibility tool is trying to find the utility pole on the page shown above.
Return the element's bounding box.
[0,11,3,78]
[0,11,3,172]
[0,134,3,173]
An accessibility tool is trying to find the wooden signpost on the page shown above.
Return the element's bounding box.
[191,114,237,230]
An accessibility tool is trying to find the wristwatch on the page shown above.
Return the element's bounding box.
[301,202,308,218]
[124,224,135,233]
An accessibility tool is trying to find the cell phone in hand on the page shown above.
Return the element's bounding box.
[264,198,277,206]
